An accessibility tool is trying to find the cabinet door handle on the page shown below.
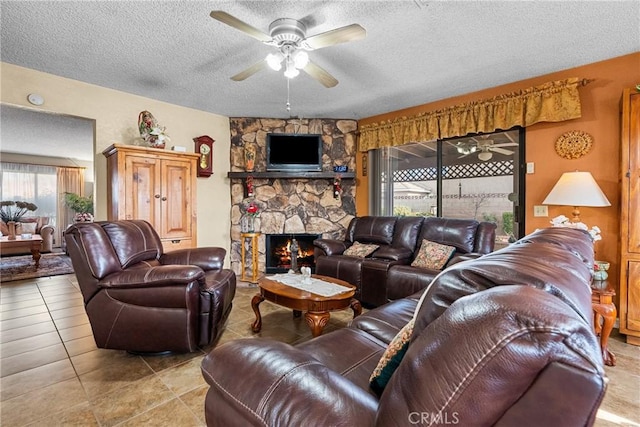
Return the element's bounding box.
[171,240,181,243]
[154,194,161,198]
[161,196,167,201]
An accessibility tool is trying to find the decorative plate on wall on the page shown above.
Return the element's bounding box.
[554,130,593,159]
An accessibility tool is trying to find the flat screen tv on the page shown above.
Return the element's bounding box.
[266,133,323,172]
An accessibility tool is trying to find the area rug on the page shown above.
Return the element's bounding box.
[0,253,75,282]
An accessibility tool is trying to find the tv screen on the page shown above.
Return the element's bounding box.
[266,133,323,172]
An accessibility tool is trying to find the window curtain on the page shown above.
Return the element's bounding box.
[57,167,84,246]
[0,161,57,219]
[358,78,590,152]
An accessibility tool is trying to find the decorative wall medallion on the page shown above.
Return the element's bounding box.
[554,130,593,159]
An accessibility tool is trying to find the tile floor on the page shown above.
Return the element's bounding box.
[1,272,639,426]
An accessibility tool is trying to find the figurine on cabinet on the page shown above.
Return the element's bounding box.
[193,135,214,177]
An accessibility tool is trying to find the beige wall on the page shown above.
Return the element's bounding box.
[1,62,232,260]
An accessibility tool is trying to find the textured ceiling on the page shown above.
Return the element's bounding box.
[1,1,639,122]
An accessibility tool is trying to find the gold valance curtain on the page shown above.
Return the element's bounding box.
[358,77,588,152]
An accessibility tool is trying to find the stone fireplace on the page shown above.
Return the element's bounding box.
[229,117,358,279]
[265,233,320,274]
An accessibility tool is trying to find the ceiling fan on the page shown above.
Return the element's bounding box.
[476,140,515,161]
[209,11,366,88]
[457,140,516,161]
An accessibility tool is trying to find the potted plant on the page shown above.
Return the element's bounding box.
[64,192,94,222]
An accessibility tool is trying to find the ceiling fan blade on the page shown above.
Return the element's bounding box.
[210,11,272,43]
[302,24,366,50]
[491,147,514,155]
[491,143,518,147]
[231,60,268,81]
[303,61,338,88]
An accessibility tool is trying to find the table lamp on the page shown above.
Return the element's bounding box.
[542,171,610,221]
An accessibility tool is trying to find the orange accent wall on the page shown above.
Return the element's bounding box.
[356,52,640,301]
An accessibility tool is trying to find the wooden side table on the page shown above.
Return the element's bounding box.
[591,279,617,366]
[240,232,260,283]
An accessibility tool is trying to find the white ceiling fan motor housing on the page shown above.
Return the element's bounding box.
[268,18,306,45]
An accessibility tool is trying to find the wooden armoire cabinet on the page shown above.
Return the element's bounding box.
[620,88,640,345]
[103,144,199,251]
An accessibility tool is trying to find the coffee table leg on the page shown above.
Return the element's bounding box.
[350,299,362,318]
[305,311,330,337]
[31,247,41,269]
[251,294,264,333]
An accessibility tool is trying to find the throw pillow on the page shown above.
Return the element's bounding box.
[369,318,415,396]
[343,241,379,258]
[18,222,37,234]
[411,239,456,270]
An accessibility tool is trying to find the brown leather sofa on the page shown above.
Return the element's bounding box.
[314,216,496,307]
[201,227,606,426]
[65,220,236,353]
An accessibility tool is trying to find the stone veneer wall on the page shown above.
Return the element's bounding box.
[229,117,358,278]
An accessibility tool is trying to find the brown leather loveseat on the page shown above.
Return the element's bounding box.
[314,216,496,307]
[65,220,236,353]
[201,227,606,426]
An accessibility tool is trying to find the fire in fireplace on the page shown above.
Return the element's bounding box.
[265,233,320,274]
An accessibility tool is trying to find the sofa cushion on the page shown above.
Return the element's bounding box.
[369,318,415,395]
[344,241,379,258]
[352,216,396,245]
[411,239,456,270]
[19,222,37,234]
[420,217,479,253]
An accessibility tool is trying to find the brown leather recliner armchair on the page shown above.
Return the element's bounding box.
[65,220,236,353]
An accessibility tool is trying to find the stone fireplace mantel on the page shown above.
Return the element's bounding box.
[228,171,355,179]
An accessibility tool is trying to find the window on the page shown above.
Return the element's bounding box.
[0,162,58,225]
[370,129,525,247]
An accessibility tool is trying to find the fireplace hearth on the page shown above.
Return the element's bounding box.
[265,233,320,274]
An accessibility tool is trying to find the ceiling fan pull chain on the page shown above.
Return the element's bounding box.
[286,78,292,114]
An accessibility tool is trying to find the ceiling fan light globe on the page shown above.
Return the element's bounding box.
[293,51,309,69]
[478,151,493,161]
[266,53,283,71]
[284,66,299,79]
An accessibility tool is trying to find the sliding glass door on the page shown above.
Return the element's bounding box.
[371,128,525,247]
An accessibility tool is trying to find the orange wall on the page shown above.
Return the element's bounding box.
[357,52,640,299]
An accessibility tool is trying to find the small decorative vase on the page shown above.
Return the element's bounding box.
[244,144,256,172]
[593,260,610,281]
[7,221,17,240]
[241,214,256,233]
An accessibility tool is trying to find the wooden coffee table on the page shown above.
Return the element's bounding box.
[252,274,362,337]
[0,235,43,268]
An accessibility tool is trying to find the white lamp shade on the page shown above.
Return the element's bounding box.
[542,171,611,207]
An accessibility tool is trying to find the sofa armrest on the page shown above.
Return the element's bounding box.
[372,246,413,262]
[159,247,226,270]
[99,265,205,288]
[201,339,377,426]
[313,239,349,256]
[39,224,55,252]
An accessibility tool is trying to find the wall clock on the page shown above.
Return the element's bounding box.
[193,135,214,177]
